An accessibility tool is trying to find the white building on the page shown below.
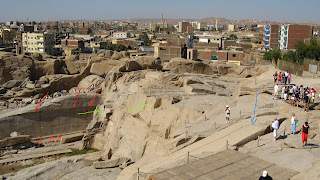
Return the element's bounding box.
[113,32,130,39]
[228,25,235,32]
[191,22,208,31]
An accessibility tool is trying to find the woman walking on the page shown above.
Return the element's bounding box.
[300,122,310,146]
[291,113,298,134]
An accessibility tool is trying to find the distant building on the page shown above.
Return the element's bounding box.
[77,22,90,35]
[178,22,192,33]
[61,39,84,55]
[154,43,183,60]
[190,22,208,31]
[0,29,16,44]
[113,32,130,39]
[22,32,55,54]
[264,24,312,50]
[227,24,235,32]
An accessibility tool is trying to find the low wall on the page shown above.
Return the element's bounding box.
[0,94,102,139]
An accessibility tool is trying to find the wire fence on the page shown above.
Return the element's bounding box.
[137,140,235,180]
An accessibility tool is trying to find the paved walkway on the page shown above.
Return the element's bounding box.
[150,149,298,180]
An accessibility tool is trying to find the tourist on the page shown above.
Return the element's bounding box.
[5,101,9,108]
[283,87,288,100]
[15,100,18,107]
[61,90,63,96]
[225,105,230,124]
[278,72,281,85]
[274,84,279,100]
[259,170,273,180]
[285,70,289,85]
[281,86,285,99]
[273,71,278,85]
[288,73,291,84]
[281,72,285,84]
[272,117,279,141]
[291,113,298,134]
[300,122,310,146]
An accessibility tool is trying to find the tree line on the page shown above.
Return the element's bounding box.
[264,39,320,64]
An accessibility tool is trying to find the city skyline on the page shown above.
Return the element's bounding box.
[1,0,320,23]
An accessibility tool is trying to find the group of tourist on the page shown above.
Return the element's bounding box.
[274,83,317,111]
[273,70,291,85]
[272,113,310,146]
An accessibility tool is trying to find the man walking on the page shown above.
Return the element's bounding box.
[272,117,279,141]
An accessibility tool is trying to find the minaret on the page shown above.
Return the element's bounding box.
[215,19,218,30]
[161,12,164,27]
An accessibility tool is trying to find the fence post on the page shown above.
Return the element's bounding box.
[187,151,189,163]
[226,140,228,150]
[185,130,188,143]
[284,126,286,136]
[137,168,139,180]
[257,136,260,147]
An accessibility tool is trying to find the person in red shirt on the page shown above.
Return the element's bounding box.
[278,72,282,85]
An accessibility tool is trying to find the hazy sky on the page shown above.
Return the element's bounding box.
[1,0,319,23]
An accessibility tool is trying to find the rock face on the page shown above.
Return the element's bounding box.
[65,55,81,74]
[111,52,123,60]
[2,80,23,89]
[163,58,234,75]
[0,135,31,148]
[90,60,121,76]
[93,157,130,169]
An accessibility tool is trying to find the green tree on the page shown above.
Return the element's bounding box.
[139,33,150,46]
[263,51,273,60]
[229,34,238,40]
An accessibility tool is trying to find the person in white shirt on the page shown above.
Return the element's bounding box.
[274,85,279,100]
[225,105,230,124]
[281,86,285,99]
[272,117,279,141]
[291,112,298,134]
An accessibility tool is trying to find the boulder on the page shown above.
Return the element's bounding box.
[111,52,123,60]
[120,51,130,58]
[3,80,23,89]
[135,57,163,70]
[118,61,142,72]
[60,133,84,144]
[10,131,20,137]
[11,68,31,81]
[105,50,113,58]
[90,60,121,76]
[93,157,130,169]
[0,135,32,148]
[32,53,43,61]
[25,81,35,89]
[65,55,81,74]
[84,152,103,166]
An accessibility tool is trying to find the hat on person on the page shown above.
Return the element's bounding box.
[262,170,268,177]
[226,105,228,107]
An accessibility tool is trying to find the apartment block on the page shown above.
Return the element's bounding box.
[22,32,55,54]
[0,29,16,43]
[264,24,312,50]
[178,22,193,33]
[113,32,130,39]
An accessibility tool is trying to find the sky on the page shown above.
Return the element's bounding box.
[0,0,319,23]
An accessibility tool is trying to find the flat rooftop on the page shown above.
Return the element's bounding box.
[149,150,298,180]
